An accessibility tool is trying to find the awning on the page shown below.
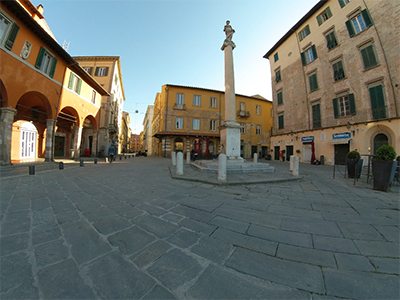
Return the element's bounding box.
[328,138,351,144]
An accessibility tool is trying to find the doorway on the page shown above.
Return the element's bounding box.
[334,143,349,165]
[373,133,388,154]
[20,122,37,159]
[274,146,280,161]
[54,136,65,157]
[286,145,293,161]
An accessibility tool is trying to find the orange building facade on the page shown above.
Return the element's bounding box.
[0,0,108,165]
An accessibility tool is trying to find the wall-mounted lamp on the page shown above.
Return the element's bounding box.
[346,122,351,130]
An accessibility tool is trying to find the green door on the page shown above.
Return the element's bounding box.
[54,136,65,157]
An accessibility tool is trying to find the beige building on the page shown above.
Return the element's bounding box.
[143,105,154,155]
[151,84,273,159]
[73,56,126,155]
[121,111,130,152]
[264,0,399,165]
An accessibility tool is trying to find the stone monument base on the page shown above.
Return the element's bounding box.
[191,159,275,174]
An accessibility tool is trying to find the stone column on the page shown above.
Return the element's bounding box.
[218,154,227,182]
[171,151,176,166]
[44,119,56,162]
[0,107,17,166]
[92,130,98,157]
[72,126,82,159]
[176,152,183,175]
[253,153,258,163]
[220,21,243,163]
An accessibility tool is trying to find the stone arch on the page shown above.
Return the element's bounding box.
[174,137,184,152]
[80,115,98,157]
[0,79,8,108]
[366,124,395,154]
[11,121,39,161]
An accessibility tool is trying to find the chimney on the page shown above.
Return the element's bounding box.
[37,4,44,15]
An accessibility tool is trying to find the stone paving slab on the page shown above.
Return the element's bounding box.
[0,157,399,300]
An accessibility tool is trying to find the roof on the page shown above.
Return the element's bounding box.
[1,0,109,96]
[164,84,272,102]
[263,0,326,59]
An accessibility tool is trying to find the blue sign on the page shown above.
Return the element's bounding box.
[333,132,351,139]
[302,136,314,142]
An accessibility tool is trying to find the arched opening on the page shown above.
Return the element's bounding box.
[193,138,202,154]
[0,79,8,108]
[55,107,79,157]
[81,115,97,156]
[11,121,38,162]
[174,137,184,152]
[374,133,388,154]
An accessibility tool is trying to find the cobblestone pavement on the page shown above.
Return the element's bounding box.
[1,156,399,299]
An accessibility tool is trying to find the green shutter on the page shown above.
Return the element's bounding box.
[345,20,355,38]
[317,15,322,26]
[305,25,310,35]
[77,78,82,94]
[311,45,318,59]
[326,7,332,18]
[105,67,109,76]
[278,115,284,129]
[274,53,279,62]
[349,94,356,115]
[298,32,303,41]
[338,0,345,8]
[361,45,377,69]
[301,52,306,66]
[88,67,93,75]
[312,104,321,128]
[94,67,99,76]
[49,58,57,78]
[333,98,340,119]
[361,9,373,28]
[369,85,386,119]
[277,91,283,105]
[5,23,20,50]
[35,47,46,69]
[68,73,74,89]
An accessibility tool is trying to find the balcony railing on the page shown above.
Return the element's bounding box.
[237,110,250,118]
[173,103,186,110]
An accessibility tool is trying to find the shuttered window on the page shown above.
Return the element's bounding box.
[369,85,386,120]
[278,115,284,129]
[35,47,57,78]
[274,53,279,62]
[68,73,82,95]
[361,45,378,70]
[277,91,283,105]
[275,69,281,83]
[338,0,352,8]
[333,60,345,81]
[298,25,311,41]
[301,45,317,65]
[333,94,356,118]
[326,31,338,50]
[94,67,109,76]
[309,73,318,92]
[4,22,19,50]
[317,7,332,25]
[345,9,373,37]
[312,104,321,129]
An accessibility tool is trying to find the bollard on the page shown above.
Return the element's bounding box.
[29,165,35,175]
[176,152,183,175]
[171,151,176,166]
[292,156,299,176]
[59,162,64,170]
[119,156,122,160]
[186,151,191,164]
[80,159,84,167]
[125,155,127,159]
[218,154,227,182]
[94,159,97,164]
[289,155,294,171]
[253,153,258,163]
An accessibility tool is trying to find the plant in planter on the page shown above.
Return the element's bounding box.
[346,150,362,179]
[372,145,397,192]
[281,149,286,162]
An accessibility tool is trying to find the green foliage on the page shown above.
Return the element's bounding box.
[296,149,301,154]
[375,145,396,161]
[347,150,360,159]
[396,156,400,162]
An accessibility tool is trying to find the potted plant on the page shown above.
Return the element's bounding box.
[346,150,362,178]
[372,145,397,192]
[281,149,286,162]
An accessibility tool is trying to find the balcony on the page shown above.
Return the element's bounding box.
[237,110,250,118]
[173,103,186,110]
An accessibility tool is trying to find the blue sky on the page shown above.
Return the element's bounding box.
[35,0,319,133]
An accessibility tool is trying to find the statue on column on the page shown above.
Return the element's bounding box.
[222,20,236,50]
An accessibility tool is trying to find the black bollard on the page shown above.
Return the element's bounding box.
[29,165,35,175]
[94,159,97,164]
[80,159,84,167]
[59,162,64,170]
[119,156,122,160]
[125,155,127,159]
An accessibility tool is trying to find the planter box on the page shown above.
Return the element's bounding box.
[347,159,363,179]
[372,160,396,192]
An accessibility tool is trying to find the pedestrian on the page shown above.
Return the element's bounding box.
[279,150,283,162]
[108,144,116,163]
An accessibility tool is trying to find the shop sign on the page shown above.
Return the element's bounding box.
[333,132,351,139]
[301,136,314,142]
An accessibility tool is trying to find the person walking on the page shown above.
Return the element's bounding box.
[108,144,116,163]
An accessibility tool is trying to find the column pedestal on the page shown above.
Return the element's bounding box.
[220,122,243,163]
[0,107,17,165]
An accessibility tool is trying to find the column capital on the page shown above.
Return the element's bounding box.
[221,40,236,51]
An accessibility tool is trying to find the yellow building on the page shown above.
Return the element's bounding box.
[264,0,399,165]
[152,84,273,159]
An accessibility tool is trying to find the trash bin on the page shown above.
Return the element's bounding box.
[320,155,325,165]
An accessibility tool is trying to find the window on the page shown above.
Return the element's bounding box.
[298,25,310,41]
[35,47,57,78]
[210,97,217,108]
[83,67,93,75]
[338,0,352,8]
[332,60,345,81]
[312,104,321,129]
[309,73,318,92]
[325,31,338,50]
[0,13,19,51]
[333,94,356,118]
[68,73,82,94]
[346,10,373,37]
[301,45,317,65]
[317,7,332,25]
[274,52,279,62]
[360,45,378,70]
[240,123,245,134]
[94,67,109,76]
[278,115,284,129]
[176,93,184,105]
[256,125,261,135]
[369,85,386,119]
[193,95,201,106]
[209,119,217,131]
[175,117,183,129]
[277,91,283,105]
[256,105,261,115]
[193,118,200,130]
[91,90,96,104]
[275,69,281,83]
